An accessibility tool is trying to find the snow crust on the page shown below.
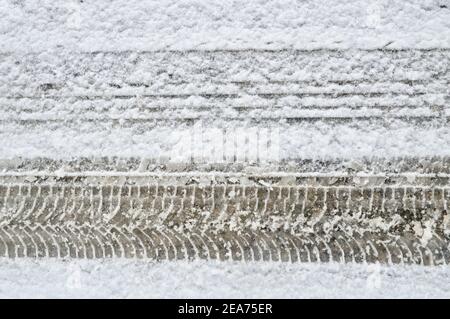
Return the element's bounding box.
[1,0,449,52]
[0,259,449,298]
[1,1,449,161]
[0,1,449,299]
[2,120,450,160]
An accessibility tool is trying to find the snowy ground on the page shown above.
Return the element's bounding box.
[0,259,449,298]
[2,0,449,51]
[1,0,449,299]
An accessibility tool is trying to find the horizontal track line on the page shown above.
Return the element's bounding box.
[1,171,450,178]
[2,92,441,100]
[1,116,447,123]
[2,48,449,55]
[0,184,448,190]
[0,92,435,99]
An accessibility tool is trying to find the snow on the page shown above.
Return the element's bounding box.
[0,0,449,299]
[1,48,449,161]
[0,259,449,298]
[2,119,450,160]
[1,0,449,52]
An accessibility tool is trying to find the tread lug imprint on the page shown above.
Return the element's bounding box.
[0,168,450,265]
[0,159,449,264]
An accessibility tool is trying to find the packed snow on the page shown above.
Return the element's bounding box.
[0,259,449,298]
[0,0,449,299]
[1,0,449,51]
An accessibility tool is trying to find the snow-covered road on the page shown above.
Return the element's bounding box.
[0,0,449,298]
